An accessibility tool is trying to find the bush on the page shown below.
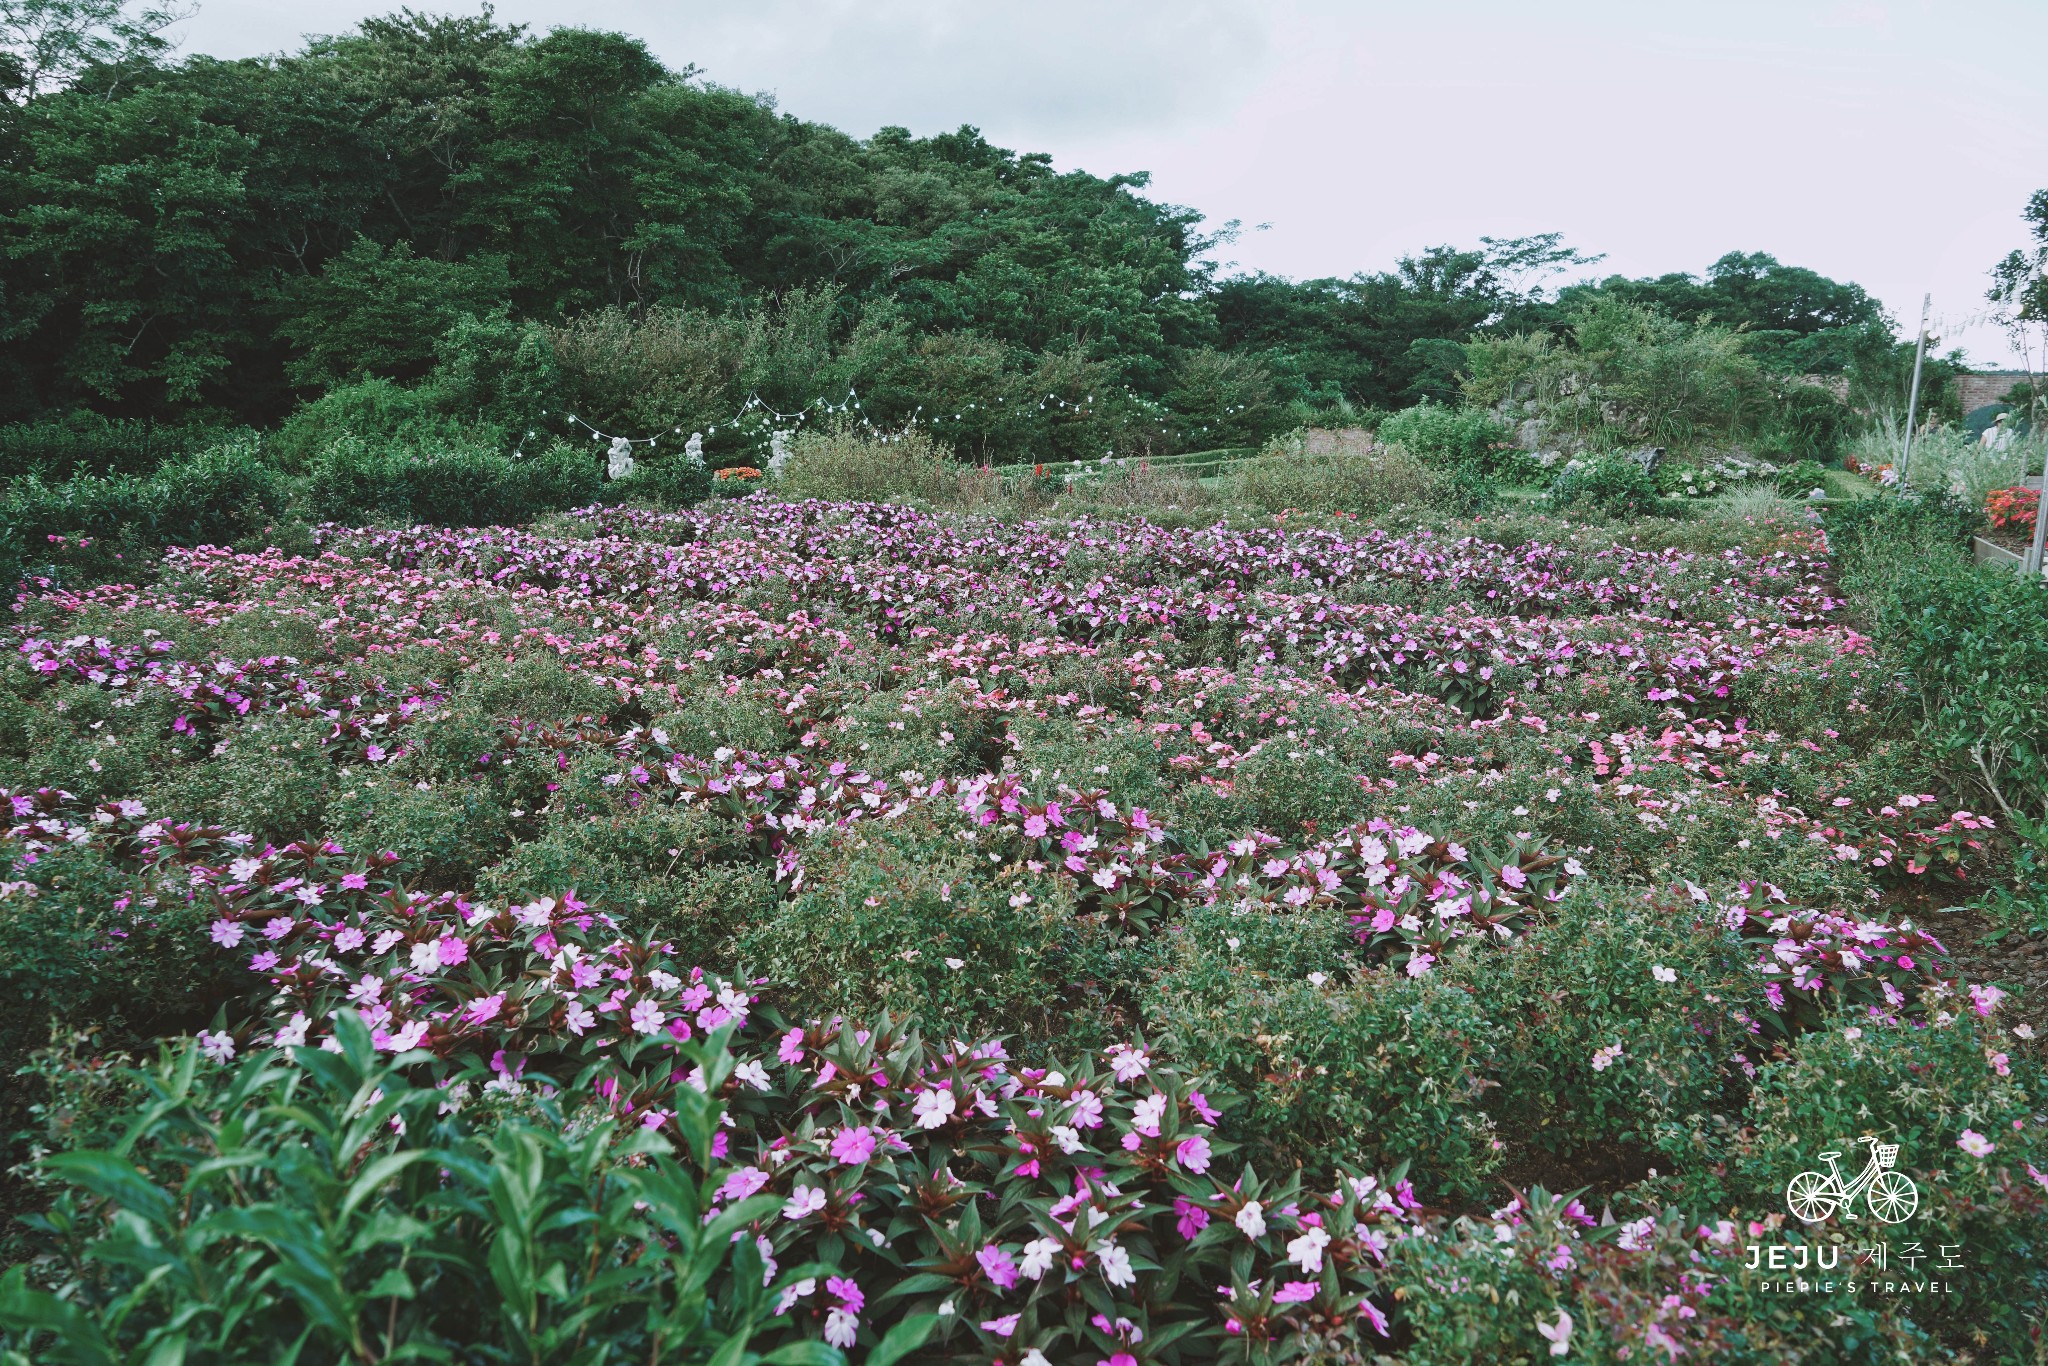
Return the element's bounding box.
[1376,402,1519,479]
[0,440,292,584]
[1828,491,2048,822]
[1225,436,1450,516]
[303,434,602,527]
[1543,452,1665,518]
[779,422,959,504]
[0,413,239,481]
[0,1018,819,1364]
[1772,459,1830,497]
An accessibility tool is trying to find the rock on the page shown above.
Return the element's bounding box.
[1516,418,1544,450]
[1626,446,1665,476]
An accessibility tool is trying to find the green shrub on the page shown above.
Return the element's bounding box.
[1147,908,1504,1198]
[1376,401,1519,479]
[1543,452,1665,519]
[0,1018,815,1365]
[1720,1008,2048,1351]
[1225,437,1451,516]
[303,434,602,527]
[1772,459,1829,497]
[0,413,240,481]
[779,423,959,505]
[1830,497,2048,824]
[0,440,291,584]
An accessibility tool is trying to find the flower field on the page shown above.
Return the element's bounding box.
[1,497,2044,1362]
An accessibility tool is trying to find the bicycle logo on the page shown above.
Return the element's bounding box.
[1785,1136,1920,1224]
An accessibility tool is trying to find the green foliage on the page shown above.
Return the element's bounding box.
[301,434,602,528]
[1224,432,1449,516]
[779,423,958,505]
[276,239,513,388]
[1149,910,1504,1198]
[1542,452,1665,519]
[1375,401,1518,480]
[0,412,240,481]
[1824,489,2048,824]
[0,1016,834,1365]
[0,439,291,583]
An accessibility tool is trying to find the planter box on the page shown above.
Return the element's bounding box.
[1975,536,2033,571]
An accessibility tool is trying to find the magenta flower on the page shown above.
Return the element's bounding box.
[830,1126,878,1165]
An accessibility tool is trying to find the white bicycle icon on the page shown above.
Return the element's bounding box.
[1786,1136,1919,1224]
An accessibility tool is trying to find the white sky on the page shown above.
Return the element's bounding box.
[176,0,2048,368]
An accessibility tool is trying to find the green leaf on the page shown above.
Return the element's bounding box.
[865,1312,941,1366]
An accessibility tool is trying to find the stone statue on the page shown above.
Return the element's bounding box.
[684,432,705,468]
[606,436,636,481]
[768,430,792,477]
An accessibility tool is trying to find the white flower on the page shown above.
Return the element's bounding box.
[734,1059,772,1092]
[1094,1240,1135,1288]
[1286,1224,1331,1274]
[564,1003,595,1035]
[629,999,665,1035]
[273,1012,310,1049]
[1651,964,1677,984]
[1051,1124,1084,1154]
[1019,1237,1059,1280]
[648,969,681,993]
[1022,1352,1052,1366]
[782,1185,827,1221]
[823,1308,858,1349]
[1235,1201,1267,1238]
[1590,1043,1624,1072]
[387,1019,429,1053]
[198,1030,236,1063]
[912,1087,957,1129]
[408,940,441,975]
[1537,1308,1573,1357]
[1129,1092,1167,1136]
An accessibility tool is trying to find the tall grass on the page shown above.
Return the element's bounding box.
[1851,412,2044,506]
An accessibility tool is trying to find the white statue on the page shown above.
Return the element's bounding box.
[606,436,636,480]
[768,430,792,477]
[684,431,705,469]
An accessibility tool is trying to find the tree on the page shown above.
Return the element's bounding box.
[0,0,188,102]
[1990,188,2048,423]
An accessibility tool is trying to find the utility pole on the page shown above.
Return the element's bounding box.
[1899,293,1931,485]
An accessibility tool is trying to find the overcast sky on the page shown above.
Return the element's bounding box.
[174,0,2048,367]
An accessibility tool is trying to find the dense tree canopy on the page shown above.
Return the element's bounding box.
[0,2,1934,451]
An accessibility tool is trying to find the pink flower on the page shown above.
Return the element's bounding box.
[1358,1298,1390,1337]
[1175,1134,1213,1173]
[978,1244,1019,1289]
[830,1126,878,1165]
[980,1313,1020,1337]
[716,1166,769,1202]
[1188,1089,1221,1123]
[1958,1129,1995,1157]
[463,994,504,1026]
[1174,1196,1210,1240]
[210,919,244,947]
[1405,953,1435,977]
[827,1276,863,1312]
[628,999,665,1034]
[1273,1281,1318,1304]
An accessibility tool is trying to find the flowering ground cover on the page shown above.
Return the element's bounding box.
[0,497,2043,1362]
